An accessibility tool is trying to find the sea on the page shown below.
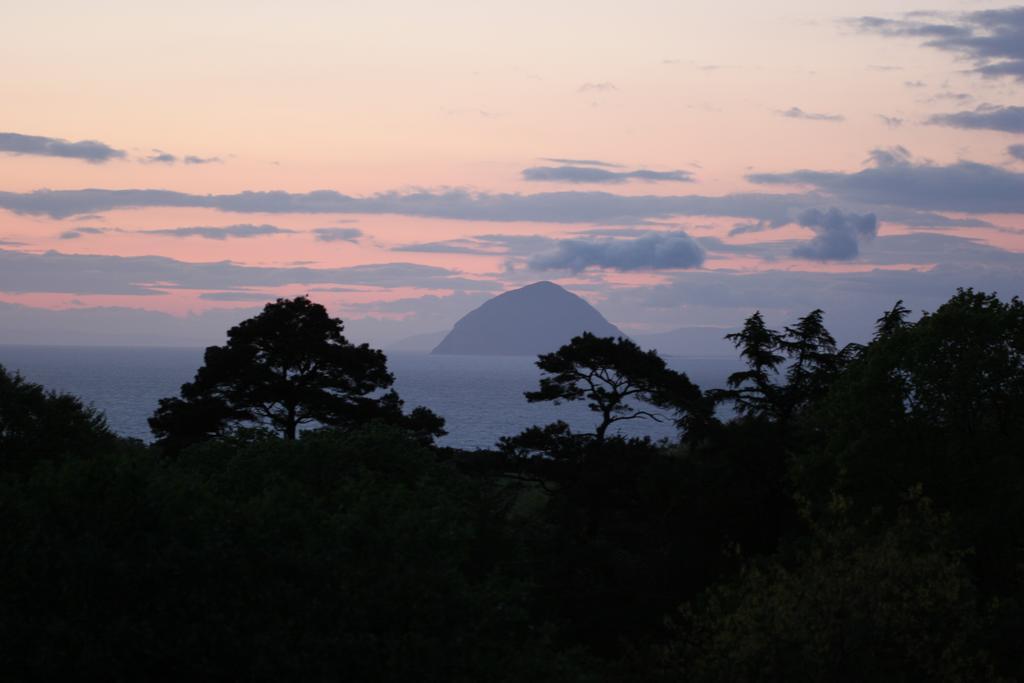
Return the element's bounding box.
[0,345,743,450]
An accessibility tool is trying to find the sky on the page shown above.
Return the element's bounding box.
[2,0,1023,347]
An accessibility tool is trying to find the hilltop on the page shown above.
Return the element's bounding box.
[432,281,624,356]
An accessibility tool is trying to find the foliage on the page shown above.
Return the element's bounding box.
[5,288,1024,680]
[0,363,115,474]
[668,490,994,682]
[0,427,598,682]
[779,308,840,415]
[524,332,701,444]
[149,296,444,452]
[721,311,785,418]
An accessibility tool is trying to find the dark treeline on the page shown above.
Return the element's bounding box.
[1,289,1022,681]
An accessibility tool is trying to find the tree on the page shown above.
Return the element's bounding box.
[1,364,115,473]
[149,296,443,451]
[524,333,701,444]
[874,299,911,340]
[722,311,784,418]
[780,308,839,415]
[669,490,993,682]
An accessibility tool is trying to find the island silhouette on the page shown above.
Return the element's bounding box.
[432,281,624,356]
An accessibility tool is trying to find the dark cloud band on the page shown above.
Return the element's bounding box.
[0,132,125,163]
[928,105,1024,133]
[748,148,1024,214]
[0,248,494,296]
[0,169,1009,227]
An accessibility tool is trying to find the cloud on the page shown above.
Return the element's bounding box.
[0,300,263,347]
[927,104,1024,133]
[59,226,111,240]
[858,232,1024,267]
[0,184,997,228]
[0,247,495,296]
[0,186,804,224]
[140,224,296,239]
[866,146,912,167]
[528,231,705,272]
[697,236,780,258]
[747,147,1024,214]
[709,221,1017,267]
[143,150,177,164]
[728,221,771,236]
[198,291,278,302]
[791,208,878,261]
[522,165,693,184]
[395,227,1021,270]
[1010,144,1024,161]
[0,132,125,163]
[394,234,553,256]
[777,107,845,122]
[854,8,1024,82]
[313,227,363,242]
[929,91,972,104]
[879,115,904,128]
[604,263,1024,343]
[540,157,622,168]
[578,82,617,92]
[392,239,498,255]
[141,151,222,165]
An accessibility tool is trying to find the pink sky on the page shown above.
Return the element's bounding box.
[1,0,1023,345]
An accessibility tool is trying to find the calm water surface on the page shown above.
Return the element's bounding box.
[0,346,742,449]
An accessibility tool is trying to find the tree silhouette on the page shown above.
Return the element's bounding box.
[780,308,839,414]
[1,364,114,473]
[150,296,440,451]
[874,299,912,340]
[723,311,784,417]
[525,333,700,444]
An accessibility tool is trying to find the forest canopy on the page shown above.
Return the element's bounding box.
[1,288,1022,682]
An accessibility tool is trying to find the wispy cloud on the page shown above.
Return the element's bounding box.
[394,234,552,256]
[198,291,277,302]
[140,224,296,239]
[540,157,622,168]
[0,248,495,296]
[777,106,845,122]
[312,227,363,242]
[522,165,693,184]
[578,82,617,92]
[59,226,113,240]
[142,150,177,164]
[142,151,223,165]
